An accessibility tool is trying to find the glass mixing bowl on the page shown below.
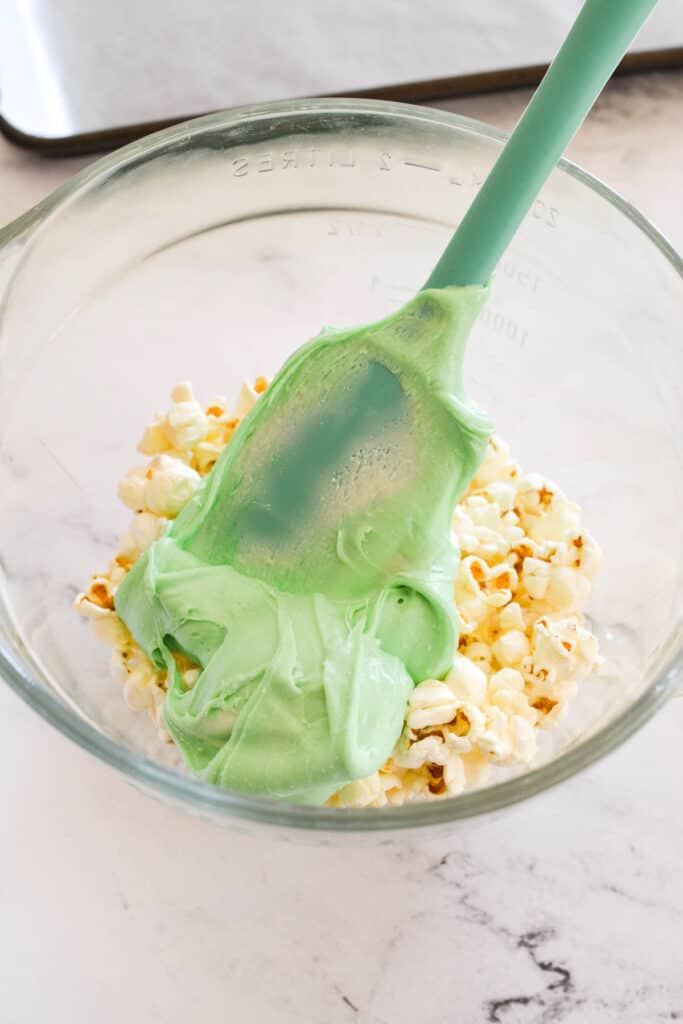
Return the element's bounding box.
[0,99,681,837]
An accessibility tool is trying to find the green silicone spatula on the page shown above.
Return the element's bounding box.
[116,0,660,803]
[168,0,660,588]
[424,0,660,290]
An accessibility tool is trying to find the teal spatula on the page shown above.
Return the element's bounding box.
[116,0,660,803]
[171,0,660,590]
[425,0,660,289]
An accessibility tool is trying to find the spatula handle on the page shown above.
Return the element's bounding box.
[423,0,660,290]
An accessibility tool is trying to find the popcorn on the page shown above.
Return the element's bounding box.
[129,511,167,553]
[509,715,537,762]
[90,611,130,648]
[164,383,209,450]
[498,602,525,632]
[492,629,530,668]
[233,377,269,419]
[144,455,200,517]
[522,556,551,599]
[445,654,488,704]
[118,456,200,519]
[406,680,460,731]
[194,441,223,475]
[478,706,514,762]
[393,734,449,769]
[138,419,171,456]
[470,436,519,487]
[76,387,602,809]
[118,466,148,512]
[459,641,493,674]
[488,667,525,695]
[489,685,537,725]
[545,565,592,612]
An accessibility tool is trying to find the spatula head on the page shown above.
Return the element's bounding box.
[175,286,491,608]
[115,286,492,802]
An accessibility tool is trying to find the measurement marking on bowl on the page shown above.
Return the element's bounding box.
[230,148,358,176]
[479,307,530,345]
[500,259,543,293]
[227,147,560,233]
[402,158,441,173]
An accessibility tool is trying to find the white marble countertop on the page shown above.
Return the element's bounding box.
[1,71,682,1023]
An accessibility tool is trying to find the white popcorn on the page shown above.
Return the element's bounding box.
[522,556,551,599]
[528,494,581,544]
[509,715,537,763]
[446,654,488,704]
[123,676,154,711]
[488,667,525,694]
[145,455,200,517]
[170,382,193,402]
[444,729,475,755]
[577,627,600,666]
[492,629,530,667]
[484,480,517,511]
[444,751,466,794]
[545,566,592,612]
[194,441,223,475]
[393,734,448,769]
[118,466,148,512]
[490,686,537,725]
[74,591,110,620]
[459,641,493,674]
[478,706,513,762]
[233,380,263,419]
[118,456,201,518]
[90,611,130,648]
[130,511,167,553]
[406,680,460,730]
[498,602,525,632]
[462,750,492,788]
[471,436,517,487]
[576,533,603,580]
[138,418,171,456]
[449,702,486,745]
[333,773,384,808]
[164,391,209,450]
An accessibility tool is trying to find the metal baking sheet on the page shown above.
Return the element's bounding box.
[1,0,681,153]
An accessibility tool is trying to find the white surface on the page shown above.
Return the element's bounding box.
[1,0,681,138]
[1,74,682,1022]
[2,681,683,1022]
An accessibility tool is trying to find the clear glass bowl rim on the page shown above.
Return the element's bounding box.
[1,97,681,834]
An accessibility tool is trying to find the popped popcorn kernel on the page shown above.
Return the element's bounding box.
[446,654,488,704]
[165,402,208,450]
[492,629,530,668]
[234,378,269,418]
[170,382,193,403]
[118,466,148,512]
[144,455,200,517]
[522,556,551,599]
[545,565,592,612]
[406,679,460,731]
[138,419,171,456]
